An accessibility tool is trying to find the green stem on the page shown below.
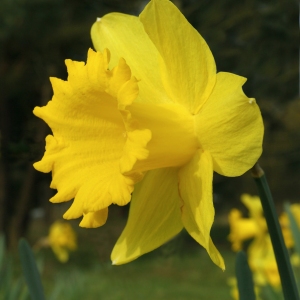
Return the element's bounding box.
[251,163,299,300]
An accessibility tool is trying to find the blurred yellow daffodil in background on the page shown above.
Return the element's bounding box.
[228,209,259,251]
[228,194,300,294]
[33,220,77,263]
[33,0,263,268]
[240,194,263,219]
[280,203,300,248]
[248,236,280,289]
[228,194,267,251]
[48,221,77,263]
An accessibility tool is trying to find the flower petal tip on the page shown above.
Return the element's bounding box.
[32,106,41,117]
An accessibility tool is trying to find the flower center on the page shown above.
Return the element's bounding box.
[127,101,199,174]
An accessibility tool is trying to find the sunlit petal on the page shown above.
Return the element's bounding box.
[112,168,183,265]
[79,209,108,228]
[196,72,263,176]
[140,0,216,113]
[91,13,169,104]
[179,150,225,269]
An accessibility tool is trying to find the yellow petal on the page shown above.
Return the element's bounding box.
[34,49,151,226]
[79,208,108,228]
[178,149,225,269]
[111,168,183,265]
[91,13,169,104]
[140,0,216,113]
[195,72,263,176]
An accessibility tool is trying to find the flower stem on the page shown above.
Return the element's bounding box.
[251,163,299,300]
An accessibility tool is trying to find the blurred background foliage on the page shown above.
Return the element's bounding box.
[0,0,298,253]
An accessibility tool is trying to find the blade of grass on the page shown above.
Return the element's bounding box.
[8,278,26,300]
[251,163,300,300]
[0,235,5,271]
[235,251,256,300]
[18,238,45,300]
[260,284,283,300]
[2,256,13,299]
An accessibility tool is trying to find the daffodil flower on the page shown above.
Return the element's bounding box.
[228,194,267,251]
[279,203,300,249]
[240,194,263,218]
[241,193,267,233]
[228,209,259,251]
[248,235,281,289]
[34,0,263,269]
[48,221,77,263]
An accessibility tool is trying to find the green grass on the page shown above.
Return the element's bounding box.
[25,209,237,299]
[40,246,236,300]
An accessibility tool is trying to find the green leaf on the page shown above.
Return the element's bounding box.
[251,164,300,300]
[0,235,5,270]
[260,284,283,300]
[1,256,13,299]
[235,251,256,300]
[18,239,45,300]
